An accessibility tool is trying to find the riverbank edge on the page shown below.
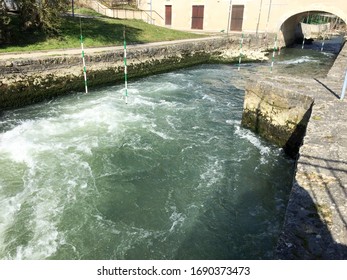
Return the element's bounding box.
[0,34,275,111]
[250,44,347,260]
[241,41,347,259]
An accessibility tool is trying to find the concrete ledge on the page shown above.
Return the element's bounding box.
[243,42,347,259]
[241,80,314,158]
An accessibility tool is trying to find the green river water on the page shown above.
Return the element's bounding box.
[0,41,341,260]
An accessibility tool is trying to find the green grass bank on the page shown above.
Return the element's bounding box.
[0,10,204,53]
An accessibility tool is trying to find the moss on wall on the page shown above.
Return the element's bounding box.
[0,36,271,111]
[0,50,217,110]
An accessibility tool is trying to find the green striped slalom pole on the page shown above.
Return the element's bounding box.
[123,27,128,104]
[80,35,88,94]
[80,21,88,94]
[238,33,244,71]
[270,34,277,73]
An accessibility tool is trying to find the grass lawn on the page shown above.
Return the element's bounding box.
[0,8,205,53]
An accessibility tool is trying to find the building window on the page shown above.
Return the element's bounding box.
[230,5,244,31]
[192,5,204,30]
[165,5,172,25]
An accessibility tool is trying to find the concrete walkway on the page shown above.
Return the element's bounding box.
[0,36,221,61]
[275,43,347,259]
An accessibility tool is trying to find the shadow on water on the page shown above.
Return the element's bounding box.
[173,156,296,260]
[173,156,347,259]
[276,154,347,259]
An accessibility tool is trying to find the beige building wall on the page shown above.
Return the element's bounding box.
[137,0,347,42]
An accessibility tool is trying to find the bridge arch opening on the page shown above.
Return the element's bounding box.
[279,11,346,46]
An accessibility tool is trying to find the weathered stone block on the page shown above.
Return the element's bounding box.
[241,80,314,157]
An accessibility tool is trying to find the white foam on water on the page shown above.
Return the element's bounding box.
[143,81,180,94]
[159,99,180,109]
[12,195,64,260]
[114,225,166,259]
[278,56,319,65]
[202,94,216,103]
[0,195,23,255]
[233,124,270,164]
[0,160,66,259]
[0,120,38,167]
[0,63,293,259]
[0,96,132,258]
[131,96,157,107]
[124,134,153,151]
[149,128,174,140]
[169,206,186,232]
[203,136,220,144]
[226,119,240,126]
[321,51,335,57]
[197,157,223,189]
[165,116,179,131]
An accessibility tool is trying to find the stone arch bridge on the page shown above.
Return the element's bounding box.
[266,0,347,45]
[85,1,347,46]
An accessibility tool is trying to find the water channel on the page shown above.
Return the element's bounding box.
[0,39,342,259]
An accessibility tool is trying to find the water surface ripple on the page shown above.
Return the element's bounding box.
[0,45,337,259]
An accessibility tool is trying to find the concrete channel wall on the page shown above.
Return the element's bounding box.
[242,42,347,259]
[0,35,272,110]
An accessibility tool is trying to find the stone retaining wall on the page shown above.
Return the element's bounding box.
[0,35,271,110]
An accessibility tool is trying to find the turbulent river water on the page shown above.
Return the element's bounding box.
[0,39,341,260]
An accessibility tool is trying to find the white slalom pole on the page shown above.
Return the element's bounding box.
[321,41,325,52]
[123,27,128,104]
[238,33,244,71]
[270,34,277,73]
[80,20,88,94]
[277,36,281,55]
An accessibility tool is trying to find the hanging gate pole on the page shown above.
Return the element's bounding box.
[123,27,128,104]
[270,34,278,73]
[80,20,88,94]
[238,33,244,71]
[321,40,325,52]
